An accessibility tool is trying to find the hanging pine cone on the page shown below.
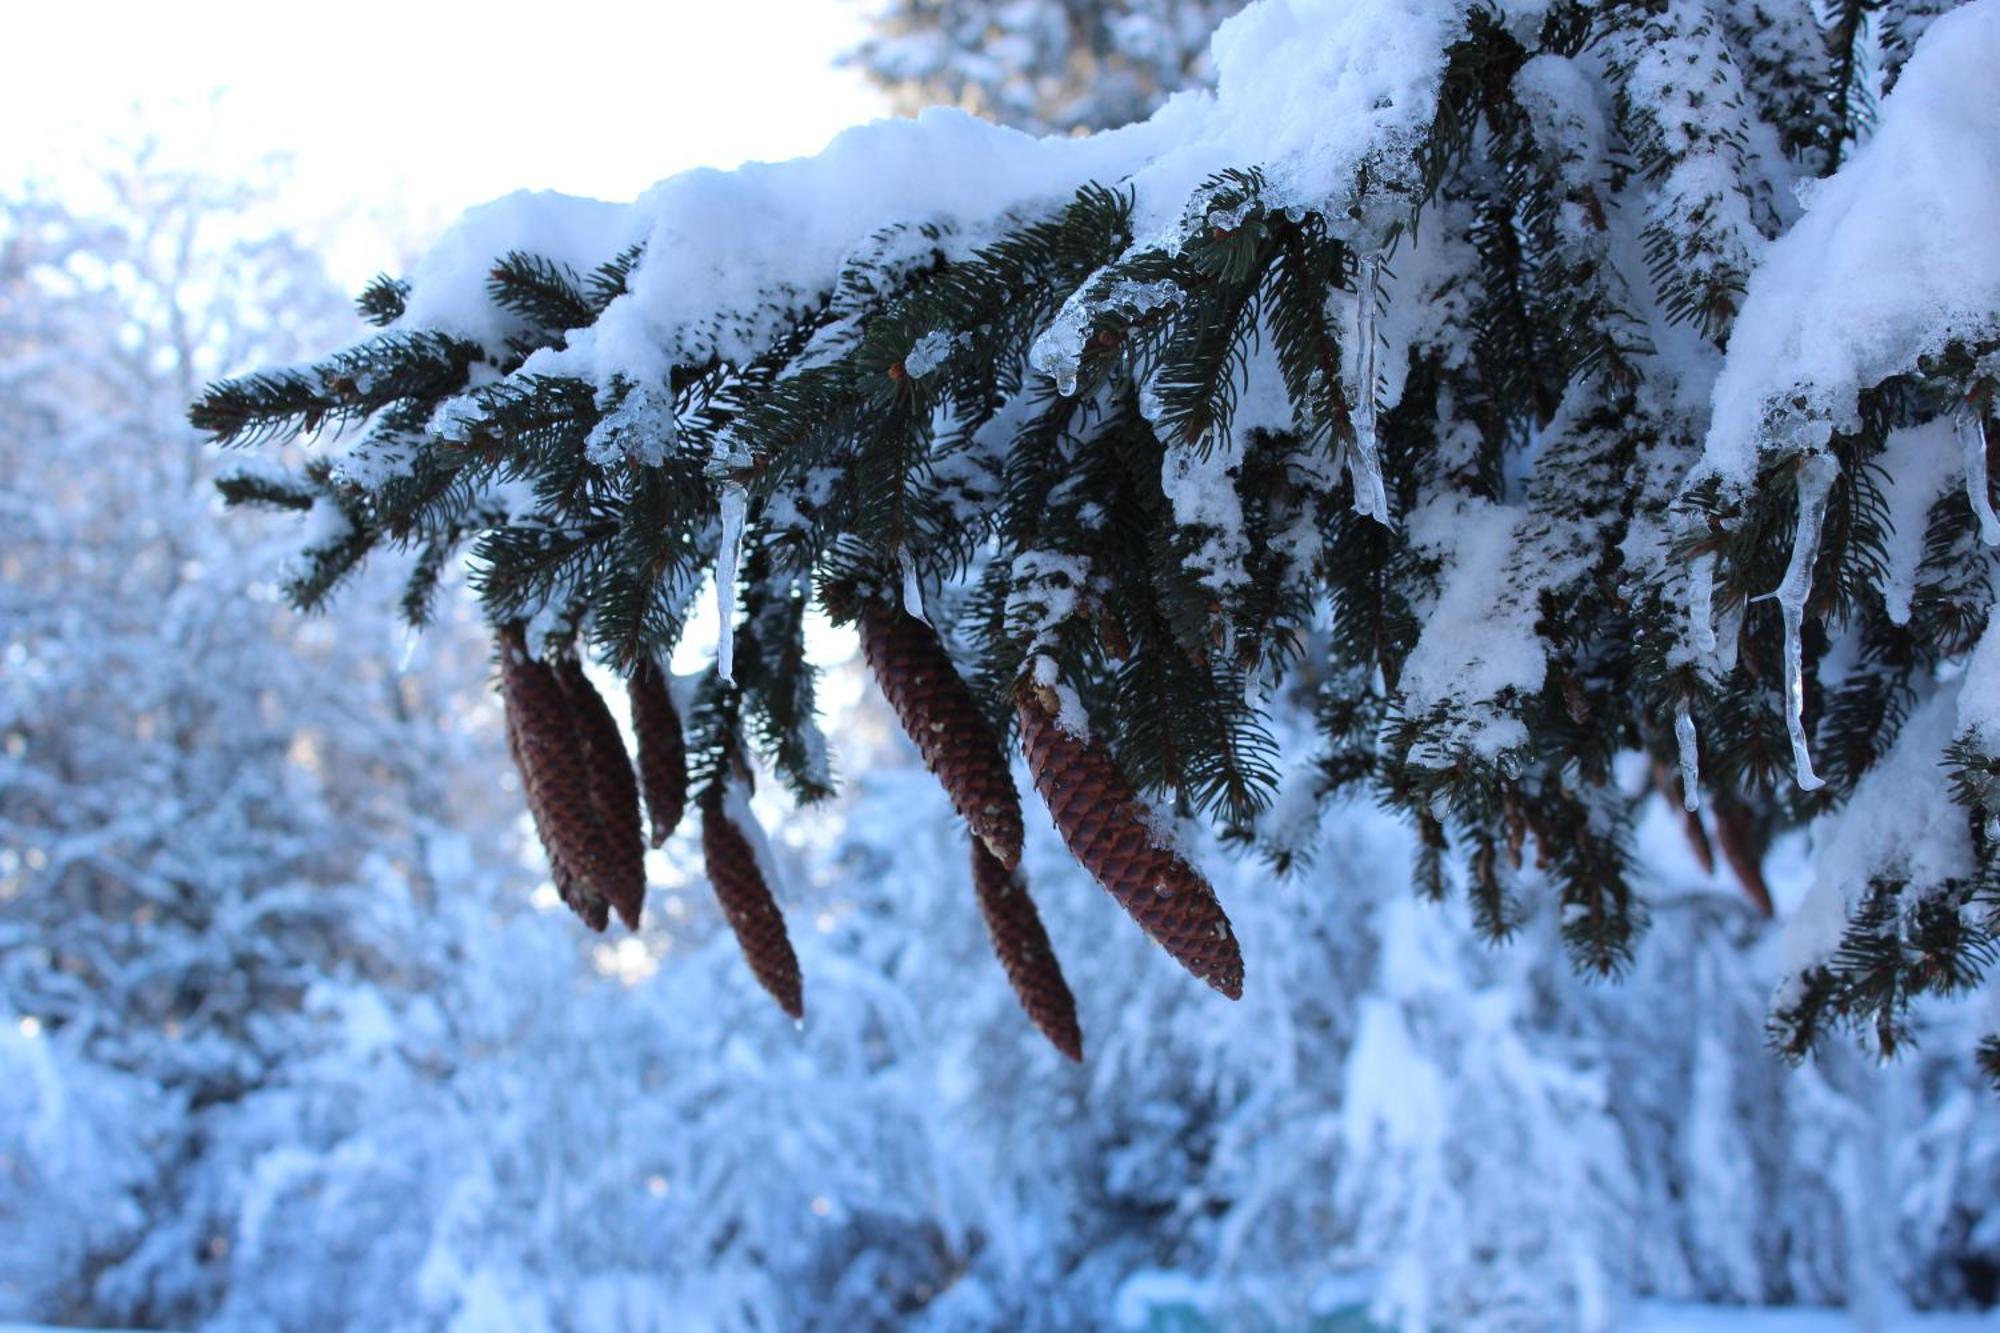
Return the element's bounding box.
[498,625,612,932]
[1712,796,1774,918]
[627,658,689,847]
[971,839,1082,1060]
[856,597,1024,869]
[1015,684,1244,998]
[701,789,805,1019]
[555,657,648,930]
[504,710,608,931]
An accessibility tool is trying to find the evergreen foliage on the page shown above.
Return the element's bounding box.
[193,0,2000,1079]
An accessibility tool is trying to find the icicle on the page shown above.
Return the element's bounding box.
[1674,699,1701,812]
[1772,451,1839,792]
[1687,552,1718,657]
[1347,254,1391,525]
[715,481,747,685]
[1959,410,2000,546]
[899,554,928,625]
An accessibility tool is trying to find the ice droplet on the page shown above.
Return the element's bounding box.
[1674,699,1701,812]
[715,482,747,686]
[1773,452,1838,792]
[1347,254,1391,525]
[1959,410,2000,546]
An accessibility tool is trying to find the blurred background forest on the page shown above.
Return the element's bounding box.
[2,3,1996,1331]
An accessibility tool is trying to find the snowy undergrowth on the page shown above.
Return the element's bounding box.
[109,693,1991,1333]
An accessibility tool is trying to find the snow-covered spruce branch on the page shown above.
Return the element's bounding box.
[193,0,2000,1073]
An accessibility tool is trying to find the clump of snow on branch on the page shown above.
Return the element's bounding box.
[1777,689,1974,999]
[389,0,1469,398]
[1396,496,1545,762]
[1701,0,2000,484]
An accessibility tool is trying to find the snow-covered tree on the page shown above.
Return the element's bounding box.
[194,0,2000,1083]
[0,153,531,1325]
[848,0,1245,134]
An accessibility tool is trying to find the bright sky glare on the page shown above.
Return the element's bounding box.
[4,0,889,286]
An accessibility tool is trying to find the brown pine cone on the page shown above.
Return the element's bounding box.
[1016,686,1244,998]
[627,658,689,847]
[498,625,611,932]
[856,598,1024,869]
[971,839,1083,1060]
[555,657,648,930]
[505,710,608,930]
[701,790,805,1019]
[1712,797,1774,918]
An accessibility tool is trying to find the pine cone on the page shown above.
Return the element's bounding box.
[971,839,1083,1060]
[498,625,611,932]
[505,711,608,931]
[555,657,648,930]
[1712,797,1774,918]
[856,598,1024,869]
[701,791,805,1019]
[627,658,689,847]
[1016,687,1243,998]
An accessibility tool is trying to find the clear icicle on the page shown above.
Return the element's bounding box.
[715,482,747,685]
[900,555,928,625]
[1687,552,1718,657]
[1960,410,2000,546]
[1347,254,1390,525]
[1674,700,1701,812]
[1773,451,1839,792]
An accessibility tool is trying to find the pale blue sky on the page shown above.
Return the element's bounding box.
[5,0,889,284]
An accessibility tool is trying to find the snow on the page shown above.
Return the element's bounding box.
[1958,613,2000,752]
[26,4,2000,1331]
[1702,0,2000,484]
[1510,53,1610,242]
[1618,0,1765,319]
[527,110,1172,388]
[1004,548,1091,643]
[298,494,354,554]
[1779,688,1976,991]
[401,191,641,352]
[1875,419,1964,623]
[1159,427,1250,592]
[3,1303,1985,1333]
[721,775,789,917]
[1627,1308,2000,1331]
[382,0,1469,400]
[1396,495,1545,760]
